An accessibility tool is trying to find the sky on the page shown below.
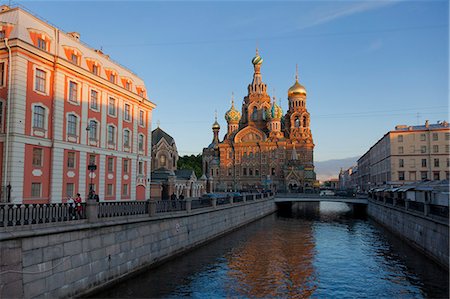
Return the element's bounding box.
[14,0,448,161]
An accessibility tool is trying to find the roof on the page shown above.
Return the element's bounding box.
[175,169,196,180]
[151,167,175,181]
[152,127,174,146]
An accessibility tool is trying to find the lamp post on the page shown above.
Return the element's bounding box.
[86,123,97,199]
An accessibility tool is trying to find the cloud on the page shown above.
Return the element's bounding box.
[298,1,398,30]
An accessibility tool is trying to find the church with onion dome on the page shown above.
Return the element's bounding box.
[202,50,318,193]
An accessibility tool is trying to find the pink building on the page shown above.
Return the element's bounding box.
[0,6,155,203]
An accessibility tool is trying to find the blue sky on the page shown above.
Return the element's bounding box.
[16,0,448,161]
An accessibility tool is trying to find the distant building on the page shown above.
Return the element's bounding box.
[0,6,155,203]
[321,179,339,190]
[202,50,317,193]
[357,120,450,191]
[338,166,358,191]
[150,127,205,199]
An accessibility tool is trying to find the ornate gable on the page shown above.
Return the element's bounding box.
[234,126,266,143]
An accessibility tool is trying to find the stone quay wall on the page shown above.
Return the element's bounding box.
[0,197,276,298]
[368,200,449,269]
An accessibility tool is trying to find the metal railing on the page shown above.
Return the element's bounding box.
[0,192,274,227]
[98,201,148,218]
[0,203,86,227]
[156,200,186,213]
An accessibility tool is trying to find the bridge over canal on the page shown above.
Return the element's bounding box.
[275,193,368,205]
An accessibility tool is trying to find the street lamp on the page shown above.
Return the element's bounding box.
[88,163,97,199]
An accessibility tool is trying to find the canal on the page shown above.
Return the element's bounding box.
[93,202,448,298]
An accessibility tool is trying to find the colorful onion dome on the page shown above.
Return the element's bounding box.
[252,48,263,65]
[225,100,241,123]
[265,101,283,120]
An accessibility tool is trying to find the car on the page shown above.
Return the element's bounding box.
[320,190,335,196]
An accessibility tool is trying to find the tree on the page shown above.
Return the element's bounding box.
[177,154,202,178]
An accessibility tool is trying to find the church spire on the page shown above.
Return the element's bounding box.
[248,48,267,95]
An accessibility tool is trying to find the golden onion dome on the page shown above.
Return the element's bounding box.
[225,100,241,123]
[288,80,307,97]
[212,120,220,130]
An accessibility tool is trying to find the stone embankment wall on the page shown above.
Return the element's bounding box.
[0,198,276,298]
[368,200,449,269]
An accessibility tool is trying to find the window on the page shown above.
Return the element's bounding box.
[294,117,300,128]
[433,172,440,180]
[107,184,114,196]
[68,81,78,103]
[421,171,428,180]
[399,159,404,168]
[249,168,253,176]
[107,125,115,144]
[228,168,232,176]
[67,152,75,169]
[446,145,449,153]
[89,154,96,165]
[434,158,439,167]
[124,103,131,121]
[397,135,403,142]
[138,161,143,175]
[123,159,129,173]
[420,134,426,141]
[122,184,129,196]
[271,168,275,175]
[251,107,257,121]
[125,81,131,90]
[255,169,259,176]
[160,155,166,166]
[398,171,405,181]
[107,157,114,173]
[89,120,97,140]
[37,38,46,51]
[33,106,45,129]
[420,146,426,153]
[90,90,98,110]
[421,159,427,167]
[123,130,130,147]
[432,133,438,141]
[433,145,439,153]
[32,148,42,167]
[0,62,4,86]
[447,158,450,167]
[398,146,403,154]
[71,53,78,65]
[108,98,116,116]
[67,114,77,136]
[109,73,116,83]
[446,133,450,141]
[35,69,46,93]
[66,183,74,198]
[92,64,99,75]
[139,111,145,126]
[243,168,247,176]
[31,183,41,197]
[138,134,144,151]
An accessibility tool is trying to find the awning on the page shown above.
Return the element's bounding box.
[397,186,415,192]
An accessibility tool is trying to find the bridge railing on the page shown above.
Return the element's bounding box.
[0,192,274,227]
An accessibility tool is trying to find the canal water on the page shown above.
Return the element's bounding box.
[94,202,448,298]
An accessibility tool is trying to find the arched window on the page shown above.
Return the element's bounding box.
[251,107,258,121]
[123,129,130,147]
[262,108,266,120]
[33,106,45,129]
[160,155,166,166]
[107,125,115,144]
[294,117,300,128]
[303,116,307,127]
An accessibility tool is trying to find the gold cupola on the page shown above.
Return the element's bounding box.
[288,65,307,97]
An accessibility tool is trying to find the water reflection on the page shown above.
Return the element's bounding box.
[93,202,449,298]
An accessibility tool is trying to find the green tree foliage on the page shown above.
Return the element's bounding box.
[177,154,203,178]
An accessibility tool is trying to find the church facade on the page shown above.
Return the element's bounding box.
[202,51,318,193]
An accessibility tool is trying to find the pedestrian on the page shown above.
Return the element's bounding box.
[91,190,100,202]
[74,193,83,219]
[179,194,184,200]
[67,196,75,220]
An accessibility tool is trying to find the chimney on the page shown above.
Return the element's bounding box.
[68,32,80,40]
[425,120,429,128]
